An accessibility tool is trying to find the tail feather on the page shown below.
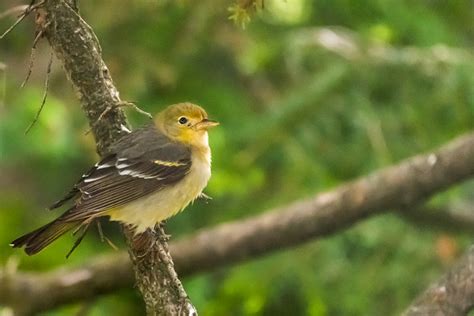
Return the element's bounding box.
[11,219,81,255]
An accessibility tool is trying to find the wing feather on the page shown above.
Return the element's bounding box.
[52,125,191,217]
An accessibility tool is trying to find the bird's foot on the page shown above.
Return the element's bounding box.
[199,192,213,203]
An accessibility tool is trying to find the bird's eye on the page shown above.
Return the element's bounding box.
[178,117,188,125]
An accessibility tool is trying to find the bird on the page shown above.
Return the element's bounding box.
[10,102,219,256]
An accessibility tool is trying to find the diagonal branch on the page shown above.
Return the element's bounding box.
[170,132,474,276]
[1,131,474,314]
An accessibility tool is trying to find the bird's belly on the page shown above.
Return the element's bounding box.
[107,160,211,233]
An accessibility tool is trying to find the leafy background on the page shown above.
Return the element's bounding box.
[0,0,473,315]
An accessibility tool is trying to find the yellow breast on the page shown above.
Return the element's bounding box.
[107,145,211,233]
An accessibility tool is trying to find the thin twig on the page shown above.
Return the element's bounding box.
[0,5,29,20]
[0,13,28,39]
[21,23,50,88]
[120,101,153,119]
[82,102,115,134]
[25,50,53,134]
[97,101,152,122]
[85,100,152,135]
[0,0,44,40]
[96,103,115,122]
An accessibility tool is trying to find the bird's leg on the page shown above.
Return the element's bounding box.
[96,220,118,250]
[66,220,93,258]
[157,222,171,242]
[198,192,213,204]
[131,228,156,259]
[96,220,105,242]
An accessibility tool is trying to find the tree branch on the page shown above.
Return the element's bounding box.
[27,0,196,314]
[403,246,474,315]
[1,131,474,313]
[172,132,474,276]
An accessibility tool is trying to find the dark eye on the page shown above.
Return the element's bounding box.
[178,117,188,125]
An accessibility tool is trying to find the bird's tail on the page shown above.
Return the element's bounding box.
[10,218,81,255]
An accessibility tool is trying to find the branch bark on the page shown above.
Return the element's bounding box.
[29,1,196,315]
[403,246,474,316]
[1,131,474,313]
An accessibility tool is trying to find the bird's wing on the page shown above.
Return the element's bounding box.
[50,125,191,218]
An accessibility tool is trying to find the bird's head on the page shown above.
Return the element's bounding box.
[155,102,219,147]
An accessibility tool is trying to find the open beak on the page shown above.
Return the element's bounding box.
[196,118,219,130]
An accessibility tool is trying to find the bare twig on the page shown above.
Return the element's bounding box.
[21,21,50,88]
[0,5,29,20]
[0,11,29,39]
[119,101,153,119]
[85,101,152,136]
[24,50,53,134]
[20,31,41,88]
[0,0,45,40]
[94,103,116,124]
[96,101,152,124]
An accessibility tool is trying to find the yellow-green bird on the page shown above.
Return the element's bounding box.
[11,102,219,255]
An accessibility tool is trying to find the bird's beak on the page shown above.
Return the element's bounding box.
[195,118,219,130]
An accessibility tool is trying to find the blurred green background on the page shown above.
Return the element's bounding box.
[1,0,473,315]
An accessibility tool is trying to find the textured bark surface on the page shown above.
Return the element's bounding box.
[1,131,474,314]
[28,1,196,315]
[403,246,474,316]
[123,226,196,316]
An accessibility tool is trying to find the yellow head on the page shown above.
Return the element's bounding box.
[155,102,219,147]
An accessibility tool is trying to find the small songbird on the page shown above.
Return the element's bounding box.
[11,102,219,255]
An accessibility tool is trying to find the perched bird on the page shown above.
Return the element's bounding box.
[11,102,219,255]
